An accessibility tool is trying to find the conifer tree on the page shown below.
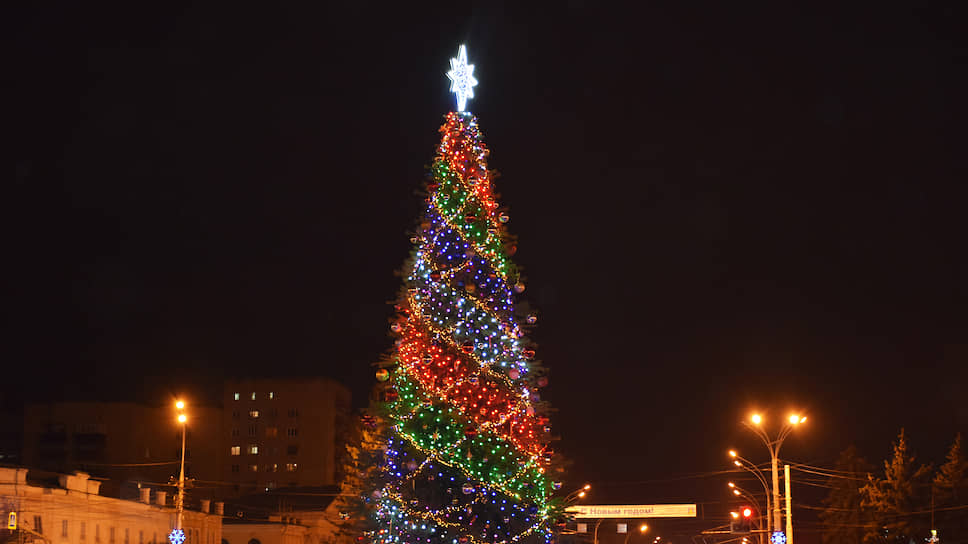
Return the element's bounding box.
[861,429,932,544]
[331,409,385,544]
[366,45,557,544]
[821,445,874,544]
[932,434,968,542]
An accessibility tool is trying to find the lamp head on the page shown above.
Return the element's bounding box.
[751,414,762,425]
[728,450,737,458]
[175,400,185,410]
[177,414,187,424]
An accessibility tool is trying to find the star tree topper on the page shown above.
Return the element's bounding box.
[446,44,478,112]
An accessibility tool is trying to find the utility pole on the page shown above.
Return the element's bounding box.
[784,465,792,544]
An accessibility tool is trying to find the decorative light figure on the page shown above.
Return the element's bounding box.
[168,529,186,544]
[446,45,478,112]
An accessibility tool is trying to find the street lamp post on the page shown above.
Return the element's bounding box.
[558,484,590,544]
[729,483,764,544]
[729,452,772,535]
[741,413,806,539]
[624,524,648,544]
[174,401,188,533]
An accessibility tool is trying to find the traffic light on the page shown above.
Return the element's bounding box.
[730,507,753,534]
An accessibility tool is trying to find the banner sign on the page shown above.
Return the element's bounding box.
[566,504,697,519]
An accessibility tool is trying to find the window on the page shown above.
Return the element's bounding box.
[110,527,115,544]
[287,445,299,456]
[249,410,259,419]
[96,525,100,543]
[269,463,278,472]
[230,446,241,456]
[139,531,144,544]
[265,427,278,438]
[286,462,297,472]
[287,427,298,437]
[251,392,256,400]
[231,464,240,473]
[267,480,276,489]
[81,522,86,540]
[34,516,43,534]
[249,464,258,472]
[63,520,69,538]
[269,392,274,399]
[125,528,129,544]
[247,444,259,455]
[233,392,240,401]
[231,428,239,437]
[288,408,298,417]
[232,410,239,419]
[248,425,257,436]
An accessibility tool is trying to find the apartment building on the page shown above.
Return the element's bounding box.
[221,378,351,494]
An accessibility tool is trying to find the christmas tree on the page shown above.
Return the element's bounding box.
[368,45,556,544]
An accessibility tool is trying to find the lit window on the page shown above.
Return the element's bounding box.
[233,392,240,401]
[249,410,259,418]
[287,427,298,437]
[286,463,297,472]
[269,392,274,399]
[266,427,278,438]
[269,463,278,472]
[251,392,256,400]
[249,464,258,472]
[230,446,241,456]
[248,444,259,455]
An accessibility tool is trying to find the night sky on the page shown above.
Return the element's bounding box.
[9,2,968,536]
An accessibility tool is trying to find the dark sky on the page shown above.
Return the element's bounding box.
[9,1,968,535]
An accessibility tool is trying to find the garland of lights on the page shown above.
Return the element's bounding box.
[370,46,556,544]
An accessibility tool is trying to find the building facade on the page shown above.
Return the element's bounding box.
[0,467,221,544]
[221,379,351,494]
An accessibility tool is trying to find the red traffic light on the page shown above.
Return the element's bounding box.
[742,507,753,518]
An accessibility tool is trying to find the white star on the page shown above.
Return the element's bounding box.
[446,44,478,112]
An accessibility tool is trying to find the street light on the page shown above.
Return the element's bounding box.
[728,452,772,535]
[729,484,765,544]
[173,400,188,539]
[742,413,806,539]
[622,523,648,544]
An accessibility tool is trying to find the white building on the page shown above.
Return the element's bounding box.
[0,467,222,544]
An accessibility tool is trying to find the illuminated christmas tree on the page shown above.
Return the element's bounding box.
[368,45,557,544]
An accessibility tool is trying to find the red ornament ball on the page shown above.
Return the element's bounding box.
[375,369,390,382]
[514,282,526,293]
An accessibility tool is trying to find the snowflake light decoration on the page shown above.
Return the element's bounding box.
[446,44,478,112]
[168,529,186,544]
